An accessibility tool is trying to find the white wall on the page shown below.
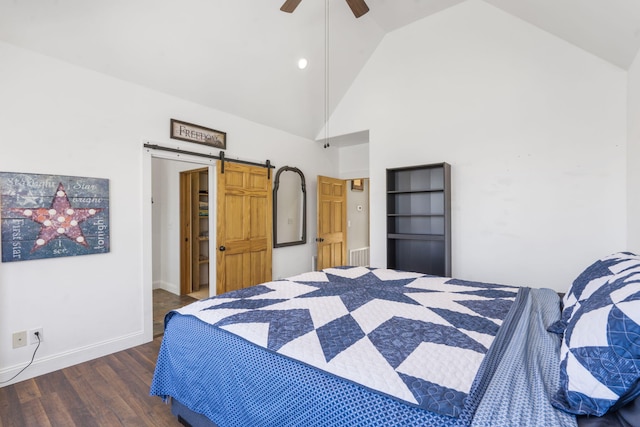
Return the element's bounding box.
[338,143,369,180]
[0,40,335,385]
[328,0,628,291]
[628,53,640,254]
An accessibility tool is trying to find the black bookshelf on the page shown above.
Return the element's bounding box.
[386,163,451,276]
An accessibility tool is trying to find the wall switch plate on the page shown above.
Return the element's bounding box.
[29,328,44,345]
[12,331,27,348]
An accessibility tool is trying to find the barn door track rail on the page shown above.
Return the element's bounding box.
[144,143,274,178]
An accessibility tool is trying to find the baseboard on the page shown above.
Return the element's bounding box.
[154,280,180,295]
[0,330,147,387]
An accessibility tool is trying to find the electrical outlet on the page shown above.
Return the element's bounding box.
[29,328,43,345]
[12,331,27,349]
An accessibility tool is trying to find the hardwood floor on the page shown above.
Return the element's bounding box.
[153,289,197,337]
[0,289,198,427]
[0,337,180,427]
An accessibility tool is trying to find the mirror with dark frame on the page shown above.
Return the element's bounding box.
[273,166,306,248]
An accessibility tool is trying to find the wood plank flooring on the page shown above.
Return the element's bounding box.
[1,289,198,427]
[0,337,179,427]
[153,289,196,337]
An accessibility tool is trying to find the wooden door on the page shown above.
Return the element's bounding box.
[179,171,193,295]
[216,161,272,294]
[179,167,209,295]
[316,175,347,270]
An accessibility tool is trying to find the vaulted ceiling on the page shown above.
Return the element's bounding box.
[1,0,639,140]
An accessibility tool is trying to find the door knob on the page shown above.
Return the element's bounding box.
[219,245,226,251]
[315,238,324,242]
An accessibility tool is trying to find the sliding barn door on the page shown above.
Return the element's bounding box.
[216,161,272,294]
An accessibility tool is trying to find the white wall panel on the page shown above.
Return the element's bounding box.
[329,0,627,291]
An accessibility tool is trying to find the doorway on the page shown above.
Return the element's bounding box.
[346,178,370,266]
[148,154,215,338]
[179,167,210,298]
[316,176,370,270]
[152,158,213,298]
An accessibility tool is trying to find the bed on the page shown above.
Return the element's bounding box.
[151,252,640,427]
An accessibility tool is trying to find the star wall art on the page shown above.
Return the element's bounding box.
[0,172,110,262]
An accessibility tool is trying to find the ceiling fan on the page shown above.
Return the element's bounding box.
[280,0,369,18]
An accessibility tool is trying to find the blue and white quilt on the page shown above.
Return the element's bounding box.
[172,266,520,417]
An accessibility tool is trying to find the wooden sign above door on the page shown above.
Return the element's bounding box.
[170,119,227,150]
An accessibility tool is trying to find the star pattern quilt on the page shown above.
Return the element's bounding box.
[173,267,520,417]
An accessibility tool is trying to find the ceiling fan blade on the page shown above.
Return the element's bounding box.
[345,0,369,18]
[280,0,302,13]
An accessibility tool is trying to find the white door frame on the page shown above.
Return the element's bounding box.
[141,142,216,341]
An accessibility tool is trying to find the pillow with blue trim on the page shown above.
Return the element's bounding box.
[548,252,640,334]
[551,253,640,416]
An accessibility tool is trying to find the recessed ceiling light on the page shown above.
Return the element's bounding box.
[297,58,308,69]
